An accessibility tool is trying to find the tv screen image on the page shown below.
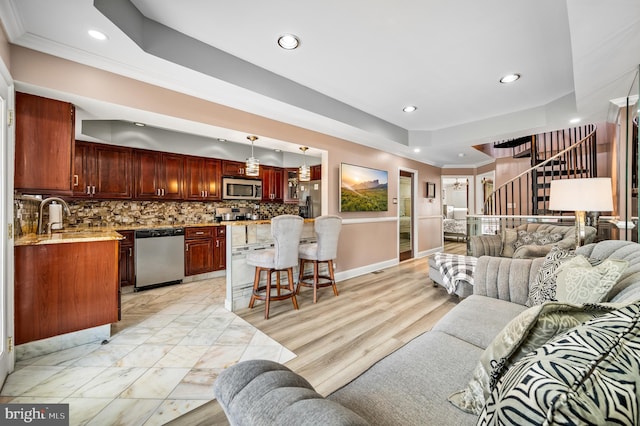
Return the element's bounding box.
[340,163,388,212]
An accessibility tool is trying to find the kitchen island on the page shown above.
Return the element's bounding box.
[223,219,316,311]
[14,230,123,359]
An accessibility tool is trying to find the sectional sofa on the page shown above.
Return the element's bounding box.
[213,240,640,425]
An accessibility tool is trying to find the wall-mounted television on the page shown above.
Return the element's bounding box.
[340,163,388,212]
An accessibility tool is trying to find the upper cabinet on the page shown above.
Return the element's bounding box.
[221,160,248,177]
[311,165,322,181]
[262,166,284,202]
[184,156,221,201]
[15,92,75,194]
[134,150,184,199]
[284,168,300,204]
[74,141,132,199]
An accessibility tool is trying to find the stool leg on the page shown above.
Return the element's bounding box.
[328,260,339,296]
[265,269,272,320]
[276,271,281,296]
[313,260,319,303]
[249,267,261,309]
[288,267,299,310]
[297,259,305,294]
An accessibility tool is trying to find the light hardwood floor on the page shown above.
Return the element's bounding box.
[169,241,466,425]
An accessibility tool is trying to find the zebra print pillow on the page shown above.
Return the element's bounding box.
[478,301,640,426]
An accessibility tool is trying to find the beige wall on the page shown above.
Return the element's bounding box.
[9,46,443,275]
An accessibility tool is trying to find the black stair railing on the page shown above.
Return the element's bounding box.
[484,124,597,216]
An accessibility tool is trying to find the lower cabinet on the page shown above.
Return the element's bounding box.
[185,226,226,276]
[117,230,135,321]
[14,240,119,345]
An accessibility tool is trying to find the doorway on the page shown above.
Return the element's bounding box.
[399,170,414,261]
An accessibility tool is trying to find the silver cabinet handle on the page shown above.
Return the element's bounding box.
[195,231,204,235]
[73,175,79,186]
[86,186,91,195]
[162,188,165,196]
[92,186,96,195]
[216,240,219,248]
[185,244,189,252]
[129,247,132,257]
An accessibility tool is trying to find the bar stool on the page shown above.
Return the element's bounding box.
[246,215,304,319]
[298,215,342,303]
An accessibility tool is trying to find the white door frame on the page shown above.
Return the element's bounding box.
[0,59,14,386]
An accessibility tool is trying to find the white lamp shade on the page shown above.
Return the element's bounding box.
[549,178,613,212]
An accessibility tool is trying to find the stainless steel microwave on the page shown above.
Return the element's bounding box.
[222,177,262,200]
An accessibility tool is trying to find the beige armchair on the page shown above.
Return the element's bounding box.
[469,223,597,259]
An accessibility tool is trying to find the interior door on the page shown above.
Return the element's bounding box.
[399,170,414,261]
[1,77,14,387]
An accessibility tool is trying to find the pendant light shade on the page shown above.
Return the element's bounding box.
[246,135,260,176]
[299,146,310,181]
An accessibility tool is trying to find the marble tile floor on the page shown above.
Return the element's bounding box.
[0,278,295,425]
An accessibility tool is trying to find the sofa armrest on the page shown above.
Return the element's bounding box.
[468,234,502,257]
[473,256,544,305]
[213,359,369,426]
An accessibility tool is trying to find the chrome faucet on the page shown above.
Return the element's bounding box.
[37,197,71,235]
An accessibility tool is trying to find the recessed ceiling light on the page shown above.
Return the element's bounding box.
[88,29,108,41]
[499,73,521,84]
[403,105,417,113]
[413,148,421,153]
[277,34,300,50]
[217,138,226,142]
[133,122,145,127]
[570,118,581,124]
[458,153,465,157]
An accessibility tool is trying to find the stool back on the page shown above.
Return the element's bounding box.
[314,215,342,261]
[272,215,304,269]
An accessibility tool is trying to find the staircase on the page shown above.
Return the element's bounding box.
[484,124,597,215]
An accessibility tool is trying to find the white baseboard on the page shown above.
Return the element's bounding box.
[416,247,443,258]
[334,258,399,282]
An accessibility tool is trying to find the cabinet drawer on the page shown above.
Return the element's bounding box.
[118,230,135,246]
[215,226,226,237]
[185,227,214,239]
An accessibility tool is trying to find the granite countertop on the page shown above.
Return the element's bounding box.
[14,218,315,246]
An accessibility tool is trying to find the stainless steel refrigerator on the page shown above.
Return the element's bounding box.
[299,180,321,218]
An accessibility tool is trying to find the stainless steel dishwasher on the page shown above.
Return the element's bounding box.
[134,227,185,291]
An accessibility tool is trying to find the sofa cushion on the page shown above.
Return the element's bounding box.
[555,256,628,304]
[478,301,640,426]
[513,230,563,250]
[526,247,606,307]
[329,331,480,426]
[499,228,518,257]
[433,295,527,349]
[448,302,621,415]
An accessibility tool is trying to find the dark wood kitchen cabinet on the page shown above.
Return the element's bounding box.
[134,150,184,199]
[185,227,215,276]
[15,240,119,345]
[74,141,132,199]
[185,156,221,200]
[118,230,135,288]
[262,166,284,202]
[311,164,322,181]
[15,92,75,194]
[221,160,247,177]
[213,226,226,271]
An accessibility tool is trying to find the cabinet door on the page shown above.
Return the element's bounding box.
[184,156,205,200]
[261,166,273,201]
[214,236,226,271]
[15,92,75,193]
[73,141,93,197]
[134,150,161,199]
[185,238,214,276]
[94,144,132,199]
[118,230,135,288]
[203,158,221,200]
[311,165,322,181]
[222,160,246,177]
[273,167,284,202]
[161,153,184,199]
[284,168,300,204]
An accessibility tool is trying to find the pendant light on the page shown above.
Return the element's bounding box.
[246,135,260,176]
[299,146,310,182]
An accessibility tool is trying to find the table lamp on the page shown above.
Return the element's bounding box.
[549,177,613,247]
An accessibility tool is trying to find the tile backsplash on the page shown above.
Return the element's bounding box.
[14,196,300,236]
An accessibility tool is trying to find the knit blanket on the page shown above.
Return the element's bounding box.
[434,252,477,295]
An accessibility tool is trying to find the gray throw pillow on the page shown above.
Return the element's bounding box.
[499,228,518,257]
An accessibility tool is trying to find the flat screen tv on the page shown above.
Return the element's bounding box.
[340,163,388,212]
